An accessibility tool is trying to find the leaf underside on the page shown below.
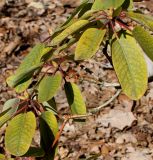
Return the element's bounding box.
[0,98,20,127]
[7,44,51,93]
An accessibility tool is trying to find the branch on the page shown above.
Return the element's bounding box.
[89,89,121,114]
[102,40,113,66]
[79,75,120,88]
[51,89,121,148]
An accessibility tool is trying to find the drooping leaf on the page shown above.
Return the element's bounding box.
[92,0,125,10]
[133,26,153,62]
[50,20,89,46]
[7,44,51,93]
[78,3,93,18]
[5,112,36,156]
[43,98,57,115]
[40,111,58,159]
[113,7,122,18]
[62,0,89,26]
[23,147,45,157]
[122,0,134,10]
[75,28,106,60]
[112,32,147,100]
[0,98,20,127]
[64,82,86,115]
[7,63,43,88]
[127,12,153,31]
[40,111,58,138]
[38,73,62,103]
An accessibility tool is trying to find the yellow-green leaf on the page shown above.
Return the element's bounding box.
[38,73,62,103]
[40,111,58,137]
[112,32,147,100]
[133,26,153,62]
[64,82,86,115]
[5,112,36,156]
[75,28,106,60]
[92,0,125,10]
[0,154,5,159]
[50,20,89,46]
[127,12,153,31]
[7,44,51,93]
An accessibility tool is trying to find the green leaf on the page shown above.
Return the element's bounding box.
[112,32,147,100]
[38,73,62,103]
[122,0,134,10]
[40,111,58,159]
[23,147,45,157]
[3,98,20,112]
[64,82,86,115]
[40,111,58,138]
[62,0,89,26]
[75,28,106,60]
[0,98,20,127]
[127,12,153,31]
[7,63,43,88]
[7,44,51,93]
[92,0,125,10]
[0,154,5,159]
[78,3,93,18]
[50,20,89,46]
[5,112,36,156]
[43,98,57,115]
[133,26,153,62]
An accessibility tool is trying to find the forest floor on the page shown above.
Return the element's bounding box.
[1,0,153,160]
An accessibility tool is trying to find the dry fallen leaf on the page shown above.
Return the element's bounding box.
[122,150,152,160]
[96,109,136,130]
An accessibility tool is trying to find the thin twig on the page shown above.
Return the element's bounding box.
[89,89,121,114]
[102,40,113,66]
[52,119,68,148]
[80,74,120,87]
[51,89,121,148]
[12,105,28,118]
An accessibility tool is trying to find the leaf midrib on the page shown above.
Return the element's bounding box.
[16,114,27,154]
[117,39,137,97]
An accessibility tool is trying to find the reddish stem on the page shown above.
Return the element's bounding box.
[110,21,119,39]
[51,119,68,148]
[115,20,132,31]
[12,105,28,117]
[32,100,44,113]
